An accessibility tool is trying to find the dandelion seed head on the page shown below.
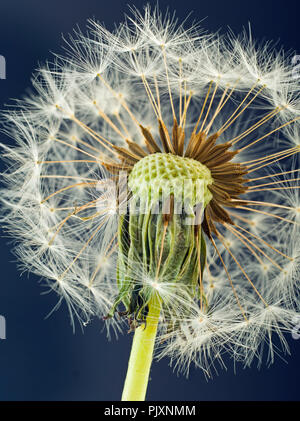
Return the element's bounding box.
[1,5,300,376]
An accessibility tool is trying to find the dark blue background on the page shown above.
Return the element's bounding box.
[0,0,299,401]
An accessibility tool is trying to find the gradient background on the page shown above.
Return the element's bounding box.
[0,0,299,401]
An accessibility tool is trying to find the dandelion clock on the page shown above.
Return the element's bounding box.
[1,5,300,401]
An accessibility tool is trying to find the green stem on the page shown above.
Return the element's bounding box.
[121,295,162,401]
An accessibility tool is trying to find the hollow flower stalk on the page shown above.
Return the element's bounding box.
[1,6,300,400]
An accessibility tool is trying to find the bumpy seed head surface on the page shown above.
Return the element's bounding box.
[128,153,213,206]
